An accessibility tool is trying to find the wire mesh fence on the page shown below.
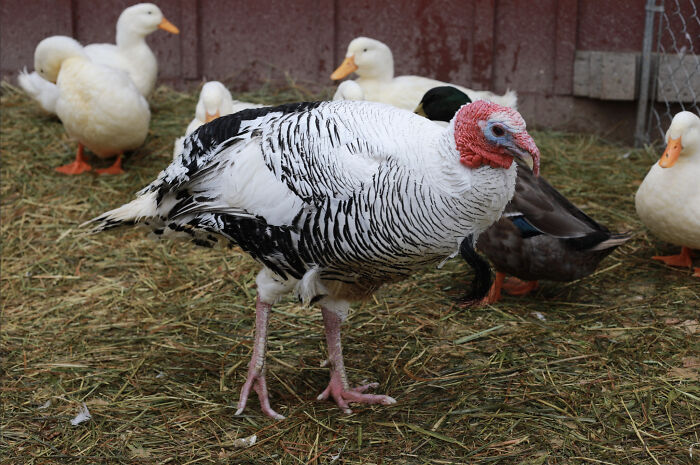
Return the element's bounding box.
[639,0,700,144]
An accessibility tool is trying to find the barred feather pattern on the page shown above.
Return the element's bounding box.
[89,100,516,298]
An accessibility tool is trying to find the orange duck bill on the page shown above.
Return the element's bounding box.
[158,17,179,34]
[331,56,358,80]
[658,136,681,168]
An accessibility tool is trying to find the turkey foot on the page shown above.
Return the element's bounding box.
[320,306,396,414]
[234,296,285,420]
[235,366,284,420]
[317,376,395,414]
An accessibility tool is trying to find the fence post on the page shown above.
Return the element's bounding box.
[635,0,663,147]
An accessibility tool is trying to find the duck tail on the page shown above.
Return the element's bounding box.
[496,89,518,109]
[81,191,159,233]
[588,232,632,252]
[17,67,59,113]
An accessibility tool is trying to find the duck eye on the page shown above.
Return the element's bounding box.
[148,10,152,14]
[363,48,368,52]
[492,125,505,137]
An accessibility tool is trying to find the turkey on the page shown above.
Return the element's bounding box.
[84,99,540,419]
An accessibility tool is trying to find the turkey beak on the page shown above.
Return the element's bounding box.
[158,17,180,34]
[658,136,681,168]
[205,110,220,123]
[331,55,358,80]
[509,133,541,176]
[414,102,427,118]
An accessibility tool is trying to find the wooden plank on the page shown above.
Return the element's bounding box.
[316,0,336,81]
[471,0,495,90]
[492,0,557,94]
[577,0,646,51]
[179,0,199,80]
[553,0,578,95]
[198,0,322,91]
[0,0,73,77]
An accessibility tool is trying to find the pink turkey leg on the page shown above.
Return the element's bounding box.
[317,307,396,414]
[234,296,285,420]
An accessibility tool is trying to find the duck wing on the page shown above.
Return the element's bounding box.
[506,162,608,239]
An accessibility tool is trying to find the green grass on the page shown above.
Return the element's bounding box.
[1,81,699,464]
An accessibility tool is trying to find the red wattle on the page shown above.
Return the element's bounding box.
[460,151,513,170]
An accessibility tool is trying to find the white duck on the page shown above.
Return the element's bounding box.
[19,3,178,113]
[636,111,700,277]
[331,37,517,111]
[35,36,150,175]
[86,99,540,419]
[173,81,263,159]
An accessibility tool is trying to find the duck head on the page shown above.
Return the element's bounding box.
[34,36,87,83]
[416,86,472,122]
[117,3,179,40]
[331,37,393,81]
[196,81,234,123]
[452,100,540,176]
[658,111,700,168]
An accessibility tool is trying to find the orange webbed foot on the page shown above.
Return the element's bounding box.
[652,246,693,268]
[55,160,92,175]
[56,143,92,175]
[693,268,700,278]
[95,155,125,175]
[502,277,539,296]
[479,272,505,305]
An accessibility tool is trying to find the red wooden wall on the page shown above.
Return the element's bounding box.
[1,0,697,139]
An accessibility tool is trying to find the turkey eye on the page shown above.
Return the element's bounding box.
[492,125,505,137]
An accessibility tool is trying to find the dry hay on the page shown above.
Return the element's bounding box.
[1,81,699,464]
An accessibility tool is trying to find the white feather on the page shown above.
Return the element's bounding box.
[81,191,157,229]
[17,68,59,113]
[296,267,328,305]
[70,403,91,426]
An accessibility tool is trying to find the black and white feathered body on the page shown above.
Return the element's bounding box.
[91,100,521,299]
[87,99,540,418]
